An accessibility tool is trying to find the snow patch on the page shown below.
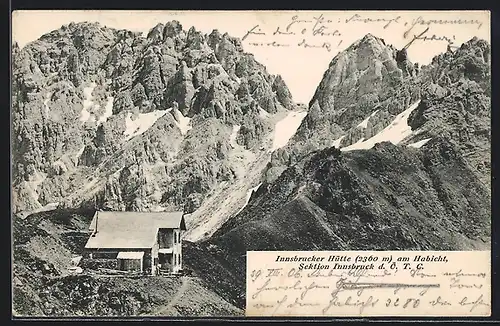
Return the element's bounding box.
[144,159,167,170]
[43,92,52,117]
[17,201,59,220]
[68,266,83,274]
[45,202,59,209]
[236,183,262,215]
[124,110,167,140]
[351,137,365,147]
[332,135,345,148]
[80,82,96,122]
[80,83,113,125]
[357,109,379,129]
[71,255,82,266]
[82,177,99,192]
[229,125,241,148]
[271,111,308,151]
[111,167,124,178]
[28,170,46,189]
[74,145,85,165]
[407,138,432,149]
[24,170,47,203]
[227,124,256,179]
[52,159,67,173]
[173,109,192,135]
[341,100,421,152]
[151,205,168,212]
[259,107,270,119]
[97,96,114,125]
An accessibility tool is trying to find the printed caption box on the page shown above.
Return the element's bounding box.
[246,251,491,317]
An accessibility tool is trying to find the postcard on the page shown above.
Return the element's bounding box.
[11,10,490,318]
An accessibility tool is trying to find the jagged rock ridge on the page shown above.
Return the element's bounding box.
[12,21,296,230]
[11,29,491,316]
[182,36,491,309]
[268,35,490,188]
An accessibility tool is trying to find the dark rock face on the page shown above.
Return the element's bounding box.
[219,139,490,247]
[12,21,295,214]
[405,37,491,186]
[199,138,490,309]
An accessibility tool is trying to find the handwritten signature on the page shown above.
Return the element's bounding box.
[240,13,485,53]
[403,15,483,39]
[459,294,490,313]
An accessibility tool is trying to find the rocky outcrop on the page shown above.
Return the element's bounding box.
[404,37,491,186]
[268,34,421,171]
[12,21,296,215]
[267,35,490,190]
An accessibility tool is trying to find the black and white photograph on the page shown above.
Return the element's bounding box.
[11,10,491,317]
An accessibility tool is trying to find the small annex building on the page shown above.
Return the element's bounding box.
[84,211,186,275]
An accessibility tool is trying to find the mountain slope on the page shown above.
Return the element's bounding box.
[12,28,491,315]
[11,21,300,239]
[186,36,491,309]
[217,139,490,249]
[192,138,490,309]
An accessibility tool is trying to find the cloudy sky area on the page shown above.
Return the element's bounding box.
[12,10,490,104]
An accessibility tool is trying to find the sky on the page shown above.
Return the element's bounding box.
[12,10,490,104]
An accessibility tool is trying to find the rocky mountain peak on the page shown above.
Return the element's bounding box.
[349,33,388,51]
[462,36,490,51]
[146,23,165,41]
[267,35,489,192]
[164,20,184,38]
[11,21,296,217]
[266,33,419,167]
[310,32,412,111]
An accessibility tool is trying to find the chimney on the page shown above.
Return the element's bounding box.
[92,211,99,237]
